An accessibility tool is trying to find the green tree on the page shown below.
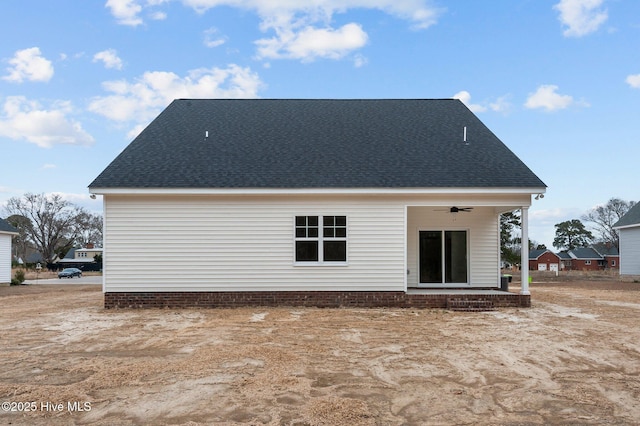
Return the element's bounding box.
[553,219,594,251]
[582,198,636,249]
[93,253,103,270]
[530,241,547,250]
[500,211,521,266]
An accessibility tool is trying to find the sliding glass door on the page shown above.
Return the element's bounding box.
[419,230,468,284]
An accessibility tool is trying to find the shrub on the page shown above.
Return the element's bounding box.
[11,269,25,286]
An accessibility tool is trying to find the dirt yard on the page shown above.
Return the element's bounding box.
[1,280,639,425]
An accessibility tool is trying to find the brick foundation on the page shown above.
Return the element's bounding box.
[104,291,530,309]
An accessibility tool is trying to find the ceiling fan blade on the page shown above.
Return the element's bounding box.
[434,207,474,213]
[450,207,474,213]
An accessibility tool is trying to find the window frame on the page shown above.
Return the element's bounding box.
[294,215,348,266]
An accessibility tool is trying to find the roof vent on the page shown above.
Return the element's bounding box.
[463,126,468,144]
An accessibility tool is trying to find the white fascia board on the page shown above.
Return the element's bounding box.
[613,223,640,230]
[89,187,547,196]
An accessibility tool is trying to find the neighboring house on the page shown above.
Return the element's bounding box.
[558,251,572,270]
[89,99,546,308]
[613,202,640,277]
[560,247,613,271]
[0,218,19,284]
[591,242,619,270]
[24,252,60,269]
[24,252,45,265]
[58,243,103,271]
[529,249,561,272]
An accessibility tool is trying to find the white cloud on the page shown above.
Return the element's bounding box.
[182,0,441,29]
[256,23,368,62]
[524,85,576,111]
[150,11,167,20]
[488,95,512,114]
[554,0,607,37]
[353,53,368,68]
[108,1,441,61]
[626,74,640,89]
[89,64,264,125]
[105,0,143,26]
[93,49,124,70]
[49,192,104,213]
[204,27,227,48]
[453,91,512,114]
[126,123,148,140]
[0,97,94,148]
[453,91,487,113]
[3,47,54,83]
[42,164,57,169]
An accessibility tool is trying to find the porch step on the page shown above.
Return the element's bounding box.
[446,298,495,312]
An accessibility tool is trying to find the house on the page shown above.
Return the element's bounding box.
[529,249,561,272]
[613,202,640,277]
[557,251,572,270]
[0,218,19,284]
[57,243,103,271]
[24,252,45,266]
[558,246,619,271]
[592,242,619,270]
[89,99,546,309]
[566,247,606,271]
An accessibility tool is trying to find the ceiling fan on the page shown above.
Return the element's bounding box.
[434,207,474,213]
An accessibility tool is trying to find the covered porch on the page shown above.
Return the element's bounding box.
[404,195,534,298]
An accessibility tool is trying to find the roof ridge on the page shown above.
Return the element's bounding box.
[175,98,461,101]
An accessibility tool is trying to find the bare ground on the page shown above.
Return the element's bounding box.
[0,280,639,425]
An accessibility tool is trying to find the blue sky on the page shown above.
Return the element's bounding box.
[0,0,638,249]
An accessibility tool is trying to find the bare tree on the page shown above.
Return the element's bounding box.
[73,211,103,247]
[582,198,636,249]
[4,214,32,262]
[4,193,88,263]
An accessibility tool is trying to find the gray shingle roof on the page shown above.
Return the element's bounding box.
[0,218,18,234]
[568,247,603,260]
[591,242,619,256]
[89,99,546,190]
[613,202,640,228]
[529,249,548,260]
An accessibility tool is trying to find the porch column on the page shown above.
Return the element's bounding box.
[520,206,530,295]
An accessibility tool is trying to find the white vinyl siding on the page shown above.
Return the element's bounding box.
[407,206,500,288]
[619,227,640,275]
[103,195,405,292]
[0,234,12,284]
[103,194,529,292]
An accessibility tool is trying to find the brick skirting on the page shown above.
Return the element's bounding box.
[105,291,530,309]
